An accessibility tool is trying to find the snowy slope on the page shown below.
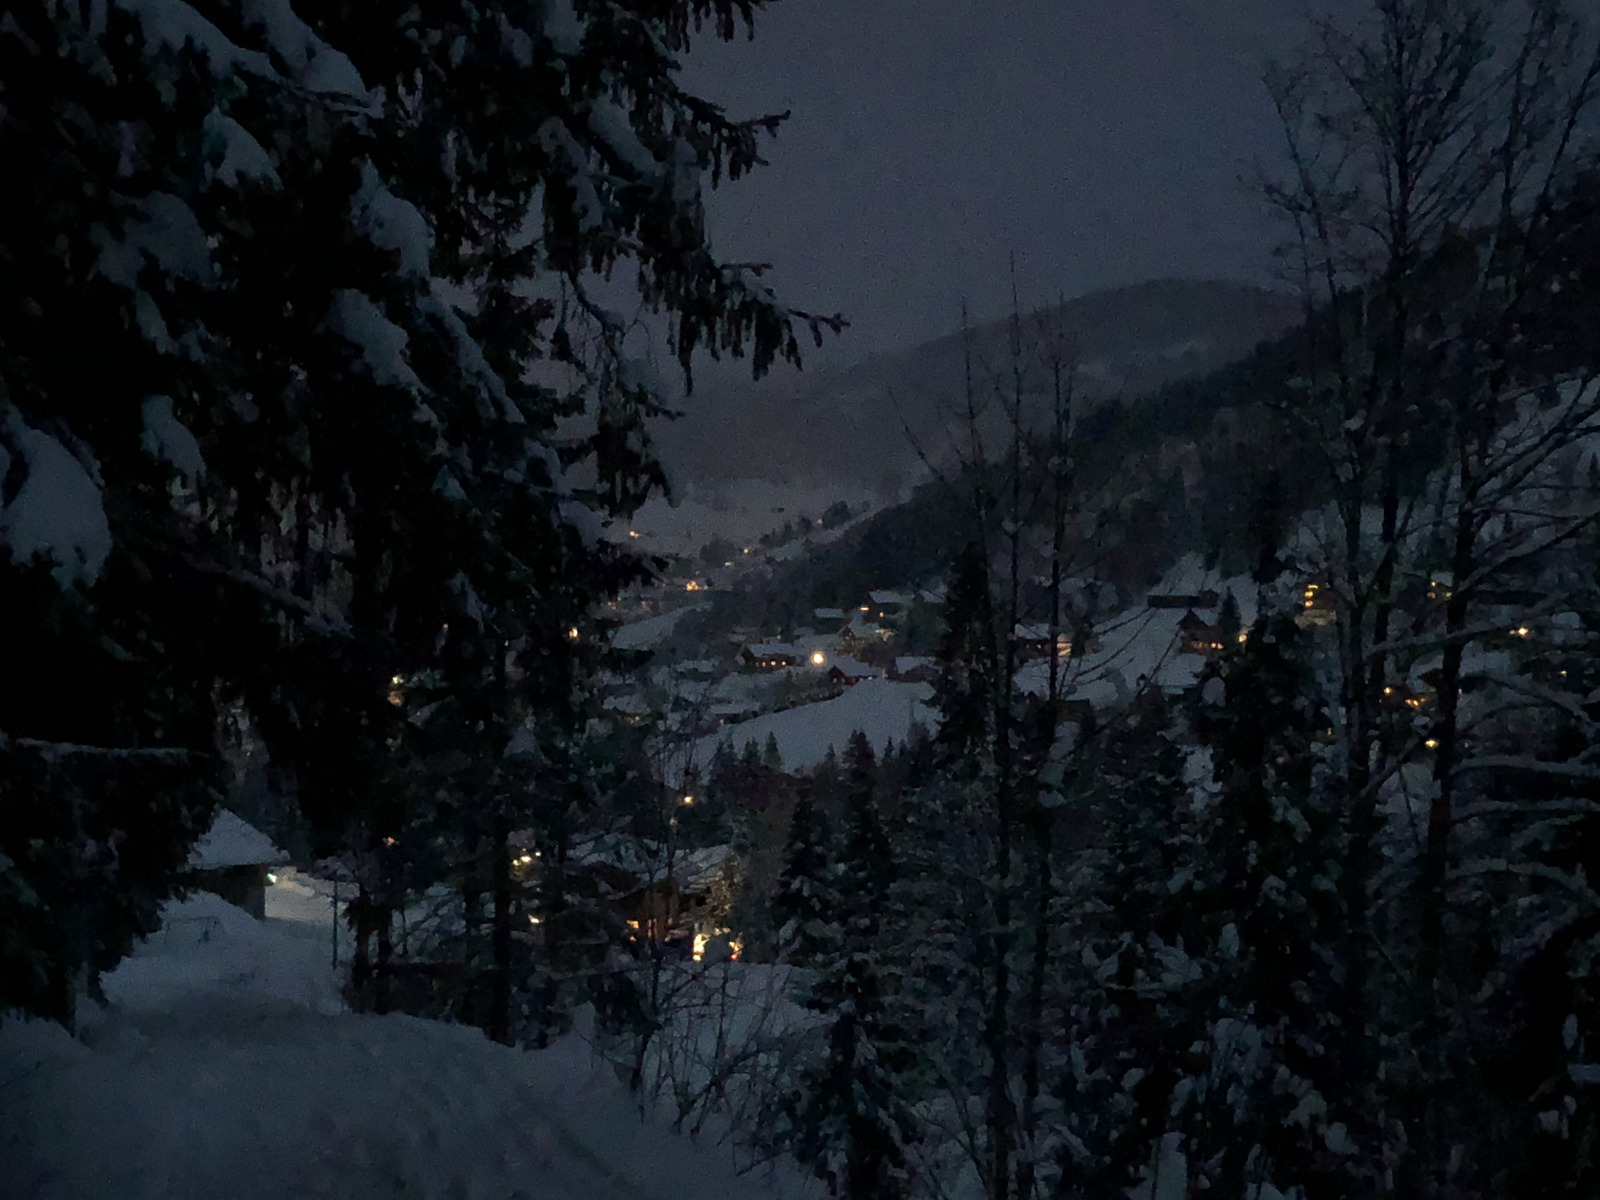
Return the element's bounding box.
[694,677,935,773]
[0,892,812,1200]
[610,601,709,651]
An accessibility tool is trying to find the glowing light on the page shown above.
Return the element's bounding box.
[1511,626,1530,637]
[1425,738,1440,749]
[859,605,870,611]
[811,650,826,666]
[383,836,397,847]
[680,794,694,806]
[266,872,277,885]
[692,931,708,961]
[628,530,640,539]
[685,580,702,592]
[567,626,579,641]
[1383,686,1394,695]
[529,915,542,925]
[518,854,533,865]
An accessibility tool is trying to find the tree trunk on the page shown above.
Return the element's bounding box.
[489,806,513,1045]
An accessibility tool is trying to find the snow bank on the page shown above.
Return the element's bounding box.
[0,890,810,1200]
[0,413,111,585]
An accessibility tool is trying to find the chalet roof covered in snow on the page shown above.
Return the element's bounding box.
[187,810,288,871]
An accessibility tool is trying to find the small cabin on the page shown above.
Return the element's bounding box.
[186,810,289,919]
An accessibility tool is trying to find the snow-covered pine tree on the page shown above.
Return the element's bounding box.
[1054,688,1203,1198]
[772,784,834,968]
[1186,612,1349,1196]
[0,0,836,1026]
[787,730,917,1199]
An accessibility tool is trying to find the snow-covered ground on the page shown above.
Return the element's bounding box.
[611,601,709,651]
[0,887,812,1200]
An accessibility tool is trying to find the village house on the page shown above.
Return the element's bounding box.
[1177,610,1227,656]
[1297,577,1341,627]
[812,606,848,633]
[1012,622,1074,660]
[827,659,878,688]
[866,590,912,622]
[559,835,741,959]
[740,643,799,670]
[836,613,889,651]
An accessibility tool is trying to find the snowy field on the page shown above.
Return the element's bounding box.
[693,677,936,774]
[0,888,813,1200]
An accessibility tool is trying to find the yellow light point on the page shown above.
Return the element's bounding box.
[628,530,640,539]
[1383,686,1394,695]
[529,915,542,925]
[685,580,701,591]
[692,931,708,962]
[567,626,579,641]
[1512,626,1530,637]
[811,650,826,666]
[680,795,694,806]
[517,854,533,865]
[1425,738,1440,749]
[383,836,397,847]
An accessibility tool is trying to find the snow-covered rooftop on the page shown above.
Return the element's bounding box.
[187,810,287,870]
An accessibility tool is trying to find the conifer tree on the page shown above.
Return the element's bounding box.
[788,729,916,1200]
[1187,613,1347,1195]
[934,542,997,765]
[0,0,836,1026]
[772,786,834,967]
[1055,690,1202,1196]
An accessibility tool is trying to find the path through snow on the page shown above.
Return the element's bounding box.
[0,891,808,1200]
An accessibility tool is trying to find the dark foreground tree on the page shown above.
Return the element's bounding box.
[0,0,837,1026]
